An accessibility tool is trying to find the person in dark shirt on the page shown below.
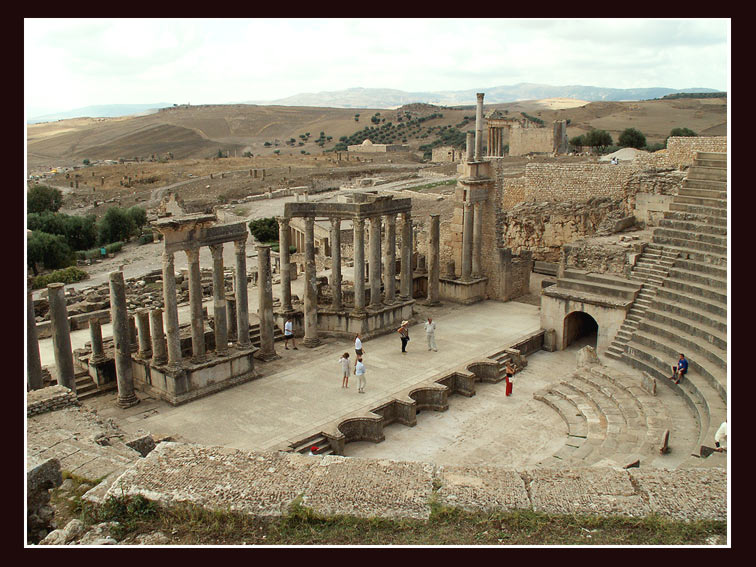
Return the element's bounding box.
[672,353,688,384]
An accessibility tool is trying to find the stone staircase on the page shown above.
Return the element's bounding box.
[617,151,727,466]
[291,432,336,456]
[247,322,285,350]
[550,269,642,304]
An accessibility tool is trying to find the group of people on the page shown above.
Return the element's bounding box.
[396,318,437,354]
[338,334,367,393]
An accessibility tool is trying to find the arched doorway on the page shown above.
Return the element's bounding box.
[563,311,598,350]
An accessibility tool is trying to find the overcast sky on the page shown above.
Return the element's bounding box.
[24,18,730,118]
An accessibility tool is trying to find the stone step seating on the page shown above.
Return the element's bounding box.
[552,269,641,301]
[622,340,727,468]
[654,226,726,248]
[694,151,727,165]
[667,201,727,220]
[663,209,727,228]
[681,177,727,193]
[533,366,671,468]
[672,193,727,209]
[685,164,727,182]
[652,231,727,257]
[662,274,727,305]
[658,217,727,236]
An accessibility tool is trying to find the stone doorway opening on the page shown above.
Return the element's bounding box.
[563,311,598,350]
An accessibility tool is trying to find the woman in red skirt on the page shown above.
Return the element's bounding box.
[504,360,515,396]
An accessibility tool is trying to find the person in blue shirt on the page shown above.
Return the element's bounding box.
[673,353,688,384]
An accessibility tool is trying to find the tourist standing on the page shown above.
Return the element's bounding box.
[504,360,515,397]
[425,317,437,352]
[397,320,410,354]
[355,355,366,393]
[284,317,297,350]
[339,352,350,388]
[354,333,364,357]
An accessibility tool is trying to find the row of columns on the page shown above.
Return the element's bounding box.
[461,201,485,281]
[487,127,506,157]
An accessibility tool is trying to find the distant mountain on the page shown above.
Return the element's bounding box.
[246,84,723,109]
[26,103,174,124]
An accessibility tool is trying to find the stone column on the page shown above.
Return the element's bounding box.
[47,283,75,392]
[226,295,237,342]
[185,247,206,362]
[27,291,43,390]
[162,252,182,367]
[353,217,366,312]
[368,216,382,309]
[466,132,474,162]
[209,244,228,355]
[277,217,293,312]
[128,314,138,353]
[472,201,483,277]
[234,238,251,348]
[461,201,474,280]
[135,309,152,360]
[426,214,441,305]
[383,214,396,304]
[400,212,413,300]
[149,308,167,365]
[256,244,279,359]
[475,93,484,161]
[330,217,342,311]
[303,216,320,347]
[88,318,106,364]
[109,271,138,408]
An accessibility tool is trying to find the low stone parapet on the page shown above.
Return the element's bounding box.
[27,385,79,417]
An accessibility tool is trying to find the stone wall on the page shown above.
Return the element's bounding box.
[514,163,634,202]
[562,238,633,276]
[509,125,556,156]
[635,136,728,169]
[27,385,80,417]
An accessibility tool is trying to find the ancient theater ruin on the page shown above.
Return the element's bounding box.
[27,92,728,543]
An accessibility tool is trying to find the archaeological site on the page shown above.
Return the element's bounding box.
[26,93,728,546]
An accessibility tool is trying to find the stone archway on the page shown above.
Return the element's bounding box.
[563,311,598,350]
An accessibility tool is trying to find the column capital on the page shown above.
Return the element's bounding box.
[329,216,341,228]
[476,92,485,101]
[209,242,224,258]
[185,246,200,262]
[234,237,247,252]
[276,215,290,226]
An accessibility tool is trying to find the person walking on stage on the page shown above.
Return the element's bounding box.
[339,352,350,388]
[397,320,410,354]
[354,355,366,393]
[354,333,364,357]
[425,317,437,352]
[284,317,297,350]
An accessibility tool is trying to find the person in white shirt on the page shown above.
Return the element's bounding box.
[714,421,727,452]
[424,317,437,352]
[284,318,297,350]
[354,334,364,357]
[339,352,350,388]
[354,356,366,393]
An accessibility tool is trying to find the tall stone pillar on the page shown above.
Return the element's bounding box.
[149,308,167,365]
[368,216,382,309]
[475,93,484,161]
[256,244,279,359]
[209,244,228,355]
[426,214,441,305]
[461,201,474,280]
[128,314,138,353]
[472,201,483,277]
[226,295,237,342]
[47,283,75,392]
[400,212,413,300]
[383,214,396,304]
[89,318,107,364]
[353,217,366,312]
[303,216,320,347]
[161,252,182,367]
[234,238,251,348]
[109,271,139,408]
[185,247,206,362]
[135,309,152,360]
[277,217,293,312]
[466,132,474,162]
[27,291,43,391]
[329,217,342,310]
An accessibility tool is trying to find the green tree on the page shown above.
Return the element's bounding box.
[98,207,136,245]
[669,127,697,137]
[83,158,90,165]
[569,135,586,148]
[27,184,63,214]
[247,218,279,243]
[27,230,74,274]
[126,206,148,233]
[618,128,647,149]
[583,130,613,153]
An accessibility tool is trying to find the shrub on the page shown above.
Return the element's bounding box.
[27,184,63,214]
[98,207,136,245]
[127,206,147,231]
[31,266,88,289]
[618,128,647,149]
[646,142,666,152]
[669,127,697,137]
[137,230,154,245]
[583,129,613,153]
[248,218,279,243]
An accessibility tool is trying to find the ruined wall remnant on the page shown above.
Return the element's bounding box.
[562,238,633,275]
[635,136,727,169]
